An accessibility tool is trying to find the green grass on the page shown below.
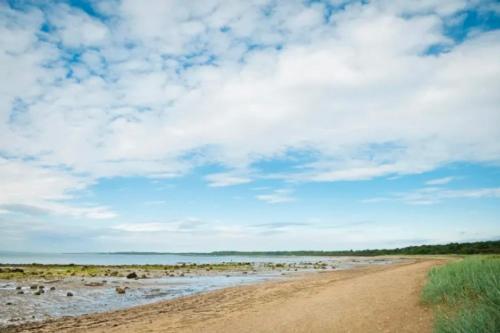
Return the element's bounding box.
[422,256,500,333]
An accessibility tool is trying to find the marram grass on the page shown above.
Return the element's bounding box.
[422,256,500,333]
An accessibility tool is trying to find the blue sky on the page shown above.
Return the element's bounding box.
[1,0,499,252]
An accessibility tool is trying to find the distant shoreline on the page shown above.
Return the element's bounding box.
[79,239,500,256]
[2,240,499,258]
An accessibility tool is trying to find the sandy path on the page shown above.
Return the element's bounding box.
[6,259,442,333]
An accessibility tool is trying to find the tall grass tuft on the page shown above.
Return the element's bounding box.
[422,256,500,333]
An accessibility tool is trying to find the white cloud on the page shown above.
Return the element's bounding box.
[49,4,109,48]
[0,0,499,212]
[256,189,295,204]
[0,158,116,219]
[205,172,252,187]
[365,186,500,205]
[426,176,455,185]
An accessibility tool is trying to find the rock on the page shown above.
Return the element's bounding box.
[179,273,185,277]
[115,287,126,294]
[66,292,73,297]
[16,286,22,290]
[38,285,45,289]
[126,272,137,279]
[6,302,13,305]
[50,287,56,291]
[34,291,42,296]
[17,291,24,294]
[30,285,38,290]
[141,274,147,279]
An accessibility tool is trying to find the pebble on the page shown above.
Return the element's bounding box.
[115,287,126,294]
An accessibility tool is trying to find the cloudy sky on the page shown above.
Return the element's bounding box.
[1,0,499,252]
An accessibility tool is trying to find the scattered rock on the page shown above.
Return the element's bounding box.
[115,287,126,294]
[66,292,73,297]
[126,272,137,279]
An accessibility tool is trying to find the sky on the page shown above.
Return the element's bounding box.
[0,0,499,252]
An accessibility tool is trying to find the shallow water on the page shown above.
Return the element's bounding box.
[0,255,401,327]
[0,252,345,265]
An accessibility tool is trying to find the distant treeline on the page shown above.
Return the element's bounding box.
[108,240,500,256]
[210,240,500,256]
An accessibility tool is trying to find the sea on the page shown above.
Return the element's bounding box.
[0,251,339,265]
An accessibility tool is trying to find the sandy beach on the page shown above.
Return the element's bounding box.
[4,258,443,333]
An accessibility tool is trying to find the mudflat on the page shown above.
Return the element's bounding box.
[6,259,442,333]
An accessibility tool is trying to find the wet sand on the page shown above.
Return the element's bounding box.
[4,258,443,333]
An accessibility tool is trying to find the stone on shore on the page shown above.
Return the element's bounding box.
[115,287,126,294]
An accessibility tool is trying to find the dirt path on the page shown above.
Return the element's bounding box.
[6,259,442,333]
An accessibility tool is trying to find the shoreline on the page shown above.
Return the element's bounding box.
[3,257,445,333]
[1,256,404,328]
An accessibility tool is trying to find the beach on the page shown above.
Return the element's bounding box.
[3,258,443,333]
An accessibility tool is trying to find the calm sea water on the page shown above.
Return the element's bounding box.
[0,252,336,265]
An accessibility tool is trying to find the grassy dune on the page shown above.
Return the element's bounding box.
[422,256,500,333]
